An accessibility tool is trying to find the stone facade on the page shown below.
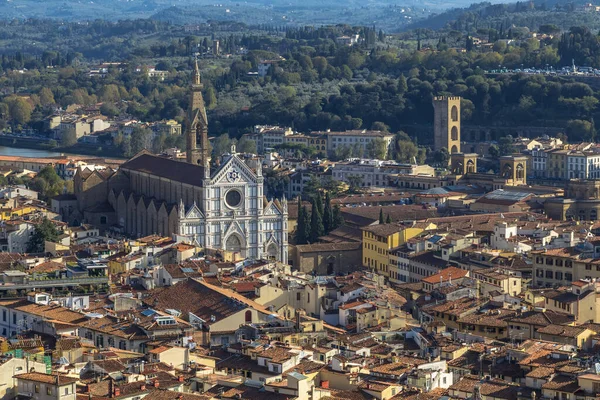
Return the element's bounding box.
[69,62,289,262]
[433,96,461,154]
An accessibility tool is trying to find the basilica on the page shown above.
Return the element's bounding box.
[67,61,288,262]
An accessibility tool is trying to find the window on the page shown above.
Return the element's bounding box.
[47,387,52,395]
[64,388,69,395]
[245,310,252,323]
[34,385,39,393]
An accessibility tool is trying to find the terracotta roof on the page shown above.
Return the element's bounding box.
[541,375,580,392]
[15,372,78,385]
[526,367,555,379]
[144,278,276,326]
[457,309,517,327]
[422,266,467,284]
[30,261,66,274]
[537,324,587,338]
[120,153,205,187]
[449,374,520,399]
[142,391,212,400]
[90,359,126,373]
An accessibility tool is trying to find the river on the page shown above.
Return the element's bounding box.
[0,146,67,158]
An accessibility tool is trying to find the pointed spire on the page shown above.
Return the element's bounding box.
[193,57,201,87]
[179,198,185,218]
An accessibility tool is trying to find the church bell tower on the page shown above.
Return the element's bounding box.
[186,58,210,169]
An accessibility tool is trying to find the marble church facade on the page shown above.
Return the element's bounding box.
[66,60,288,262]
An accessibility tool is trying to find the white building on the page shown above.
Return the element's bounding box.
[243,125,293,154]
[567,150,600,179]
[331,159,434,188]
[320,130,395,158]
[0,220,36,253]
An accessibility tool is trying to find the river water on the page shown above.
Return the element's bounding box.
[0,146,66,158]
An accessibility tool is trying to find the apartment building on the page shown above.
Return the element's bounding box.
[243,125,293,154]
[362,223,424,279]
[319,130,395,158]
[331,159,434,188]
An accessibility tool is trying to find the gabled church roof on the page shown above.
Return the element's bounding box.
[120,153,205,187]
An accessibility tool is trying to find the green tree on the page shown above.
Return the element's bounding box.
[30,166,65,200]
[130,126,153,154]
[309,197,324,243]
[323,192,333,234]
[237,136,258,154]
[27,218,59,253]
[100,84,121,102]
[39,88,55,106]
[347,175,363,193]
[379,208,384,224]
[205,86,218,110]
[153,133,167,154]
[366,138,387,159]
[386,214,391,224]
[303,175,321,199]
[7,97,32,126]
[498,135,515,156]
[488,144,500,159]
[433,148,450,166]
[100,103,119,118]
[314,193,323,217]
[371,121,390,132]
[566,119,596,142]
[296,198,309,245]
[396,140,418,163]
[60,128,78,147]
[332,205,344,230]
[212,134,232,157]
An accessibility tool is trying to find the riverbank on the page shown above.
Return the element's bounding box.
[0,136,125,159]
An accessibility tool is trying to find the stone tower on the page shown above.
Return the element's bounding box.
[433,96,461,154]
[186,58,210,168]
[450,153,478,175]
[500,155,528,186]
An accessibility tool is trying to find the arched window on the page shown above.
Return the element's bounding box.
[516,164,524,180]
[591,209,597,221]
[451,105,459,122]
[451,145,458,154]
[245,310,252,323]
[451,126,459,141]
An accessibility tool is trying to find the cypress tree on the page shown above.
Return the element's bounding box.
[309,198,324,243]
[386,214,391,224]
[296,198,309,245]
[379,208,384,224]
[315,193,324,217]
[332,205,344,229]
[323,192,333,234]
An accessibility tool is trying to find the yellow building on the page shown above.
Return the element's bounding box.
[106,251,144,274]
[362,223,424,278]
[547,148,568,179]
[0,204,37,221]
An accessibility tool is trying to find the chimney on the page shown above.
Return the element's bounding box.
[154,381,160,388]
[114,387,121,397]
[178,376,184,382]
[140,385,146,391]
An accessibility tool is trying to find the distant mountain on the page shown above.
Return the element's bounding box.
[0,0,521,30]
